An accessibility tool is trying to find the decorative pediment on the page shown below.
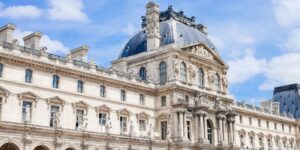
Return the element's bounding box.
[183,44,227,67]
[117,108,131,119]
[95,104,111,116]
[248,131,255,137]
[136,111,150,124]
[238,129,246,135]
[47,96,66,111]
[289,137,294,142]
[281,136,287,141]
[0,86,10,103]
[157,113,170,121]
[274,135,280,140]
[17,91,39,106]
[266,134,272,139]
[257,132,264,138]
[72,101,89,114]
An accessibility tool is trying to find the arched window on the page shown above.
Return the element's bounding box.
[214,73,221,92]
[159,61,167,84]
[139,67,147,81]
[207,120,213,144]
[180,62,187,82]
[198,68,204,87]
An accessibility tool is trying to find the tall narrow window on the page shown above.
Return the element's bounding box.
[198,68,204,87]
[77,80,83,93]
[161,121,167,140]
[50,106,59,127]
[161,96,166,107]
[250,136,254,148]
[76,109,84,129]
[207,120,213,144]
[25,69,32,83]
[214,73,221,92]
[274,123,277,130]
[100,85,106,97]
[52,75,59,88]
[239,115,243,124]
[0,97,3,120]
[159,61,167,84]
[140,94,145,105]
[139,67,147,81]
[258,119,261,127]
[180,62,187,82]
[139,120,146,131]
[99,113,106,126]
[22,101,32,122]
[120,116,127,134]
[121,89,126,101]
[185,95,189,103]
[187,121,191,140]
[0,63,3,77]
[282,124,284,131]
[289,125,291,133]
[259,138,263,148]
[266,121,269,129]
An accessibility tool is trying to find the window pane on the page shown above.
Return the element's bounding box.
[0,63,3,77]
[139,67,147,81]
[159,61,167,84]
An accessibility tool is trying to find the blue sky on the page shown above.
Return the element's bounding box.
[1,0,300,105]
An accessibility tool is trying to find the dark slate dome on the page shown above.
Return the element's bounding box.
[119,7,217,58]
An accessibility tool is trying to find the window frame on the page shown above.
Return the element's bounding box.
[120,89,126,101]
[0,63,3,77]
[22,100,33,123]
[76,109,84,130]
[52,75,59,88]
[139,94,145,105]
[49,105,59,127]
[77,80,84,93]
[198,68,204,87]
[100,85,106,97]
[25,69,33,83]
[161,96,166,107]
[180,62,187,82]
[139,67,147,81]
[159,61,167,84]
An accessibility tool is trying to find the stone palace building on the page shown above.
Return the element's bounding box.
[0,1,299,150]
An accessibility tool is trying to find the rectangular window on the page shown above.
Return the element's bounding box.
[0,63,3,77]
[77,80,83,93]
[120,116,127,133]
[258,119,261,127]
[100,85,106,97]
[275,123,277,130]
[282,124,284,131]
[25,69,32,83]
[50,106,59,127]
[121,90,126,101]
[52,75,59,88]
[289,125,291,133]
[187,121,191,140]
[239,115,243,124]
[22,101,32,122]
[76,109,84,129]
[250,136,254,148]
[140,94,145,105]
[249,117,252,125]
[266,121,269,129]
[161,121,167,140]
[0,97,3,119]
[161,96,166,107]
[139,120,146,131]
[99,113,106,126]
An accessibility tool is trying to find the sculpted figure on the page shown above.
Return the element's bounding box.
[105,118,112,134]
[82,116,88,131]
[147,123,153,139]
[41,46,47,55]
[25,106,31,123]
[12,39,19,48]
[54,112,61,128]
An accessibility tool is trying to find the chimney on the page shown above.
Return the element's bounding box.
[146,1,160,51]
[23,32,43,50]
[0,23,16,43]
[70,45,89,62]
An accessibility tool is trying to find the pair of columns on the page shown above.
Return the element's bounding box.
[194,111,208,143]
[217,114,227,145]
[227,117,235,145]
[175,109,188,141]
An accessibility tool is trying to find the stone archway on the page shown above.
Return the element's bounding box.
[0,143,19,150]
[34,145,50,150]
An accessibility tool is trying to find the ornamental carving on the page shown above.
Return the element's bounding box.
[189,45,214,61]
[188,65,196,81]
[195,93,211,108]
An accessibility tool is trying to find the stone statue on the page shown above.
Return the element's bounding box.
[166,124,172,142]
[66,53,72,63]
[12,39,19,48]
[188,65,195,81]
[208,69,215,84]
[105,118,112,134]
[54,112,61,128]
[82,116,88,131]
[25,105,31,123]
[222,75,228,89]
[130,121,134,136]
[147,123,153,139]
[41,46,47,55]
[173,59,180,78]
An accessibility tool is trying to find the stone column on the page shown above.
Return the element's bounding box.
[179,111,184,139]
[199,113,204,141]
[232,120,236,143]
[194,114,199,142]
[222,118,226,143]
[174,111,178,138]
[203,114,207,140]
[218,115,223,144]
[229,120,233,144]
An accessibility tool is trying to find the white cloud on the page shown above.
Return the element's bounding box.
[0,3,43,19]
[272,0,300,27]
[47,0,89,22]
[14,29,69,54]
[121,23,139,36]
[281,28,300,52]
[260,52,300,90]
[228,48,266,84]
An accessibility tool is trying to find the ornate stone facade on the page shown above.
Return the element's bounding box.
[0,2,298,150]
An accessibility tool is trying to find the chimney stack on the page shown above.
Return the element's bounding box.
[0,23,16,43]
[23,32,43,50]
[146,1,160,51]
[70,45,89,62]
